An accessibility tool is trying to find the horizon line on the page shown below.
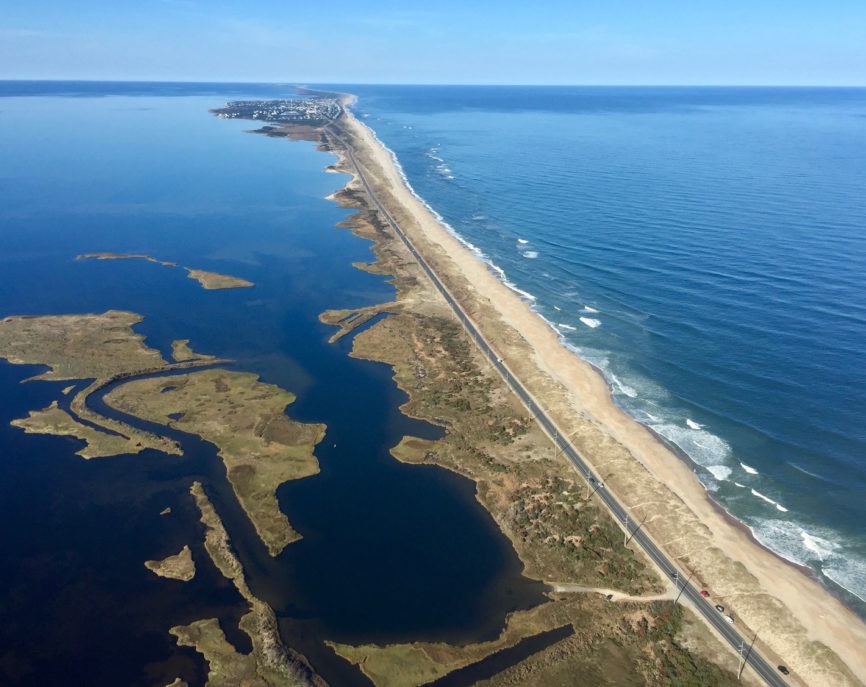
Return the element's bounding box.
[1,78,866,89]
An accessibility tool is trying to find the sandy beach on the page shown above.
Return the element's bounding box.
[333,99,866,687]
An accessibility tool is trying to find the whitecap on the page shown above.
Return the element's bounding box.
[706,465,732,481]
[582,305,599,313]
[789,463,828,481]
[686,418,703,430]
[740,462,759,475]
[470,214,486,221]
[553,305,561,311]
[517,238,529,245]
[750,488,786,513]
[734,482,746,488]
[558,323,577,332]
[580,317,601,329]
[522,250,539,259]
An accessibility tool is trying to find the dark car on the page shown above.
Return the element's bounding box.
[700,590,710,597]
[778,665,790,676]
[715,604,725,612]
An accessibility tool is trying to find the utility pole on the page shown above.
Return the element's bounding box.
[738,632,758,680]
[626,514,647,546]
[675,570,694,603]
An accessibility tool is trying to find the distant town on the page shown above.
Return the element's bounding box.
[212,98,342,125]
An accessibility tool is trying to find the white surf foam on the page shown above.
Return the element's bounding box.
[360,120,544,308]
[517,238,529,244]
[746,521,866,601]
[686,418,703,430]
[580,317,601,329]
[522,250,539,259]
[707,464,732,481]
[558,323,577,332]
[582,305,599,313]
[750,488,785,512]
[740,462,759,475]
[734,482,747,488]
[609,373,637,398]
[553,305,561,311]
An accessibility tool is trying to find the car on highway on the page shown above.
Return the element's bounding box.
[778,665,790,675]
[715,604,725,612]
[725,615,735,624]
[700,590,710,597]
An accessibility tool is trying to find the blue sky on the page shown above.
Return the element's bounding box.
[1,0,864,85]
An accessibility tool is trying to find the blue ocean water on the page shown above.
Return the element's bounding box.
[342,86,866,611]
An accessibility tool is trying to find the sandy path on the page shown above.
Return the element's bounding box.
[549,583,675,603]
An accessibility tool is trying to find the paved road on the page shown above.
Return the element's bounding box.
[326,122,790,687]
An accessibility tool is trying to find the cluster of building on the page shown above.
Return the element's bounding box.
[214,98,342,125]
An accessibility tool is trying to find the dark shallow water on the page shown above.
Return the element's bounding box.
[0,83,546,686]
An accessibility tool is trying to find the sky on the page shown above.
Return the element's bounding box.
[1,0,865,85]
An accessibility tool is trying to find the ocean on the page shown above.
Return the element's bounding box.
[341,85,866,614]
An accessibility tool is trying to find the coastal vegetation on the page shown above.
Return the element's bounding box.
[185,268,254,290]
[330,596,743,687]
[76,252,255,290]
[11,400,152,459]
[0,310,183,455]
[145,545,196,581]
[304,114,754,685]
[0,309,320,556]
[171,482,323,687]
[105,369,325,556]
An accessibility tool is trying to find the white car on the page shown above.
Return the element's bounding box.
[725,615,735,624]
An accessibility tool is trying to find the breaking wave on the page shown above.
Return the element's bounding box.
[580,317,601,329]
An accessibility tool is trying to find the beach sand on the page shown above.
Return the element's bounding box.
[334,101,866,687]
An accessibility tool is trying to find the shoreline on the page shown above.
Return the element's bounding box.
[325,96,866,685]
[351,107,862,613]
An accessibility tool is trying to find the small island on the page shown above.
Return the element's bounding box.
[76,252,177,267]
[76,252,255,290]
[184,268,254,290]
[145,545,196,582]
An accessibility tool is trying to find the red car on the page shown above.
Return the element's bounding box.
[700,590,710,598]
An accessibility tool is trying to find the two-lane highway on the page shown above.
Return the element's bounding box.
[325,119,789,687]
